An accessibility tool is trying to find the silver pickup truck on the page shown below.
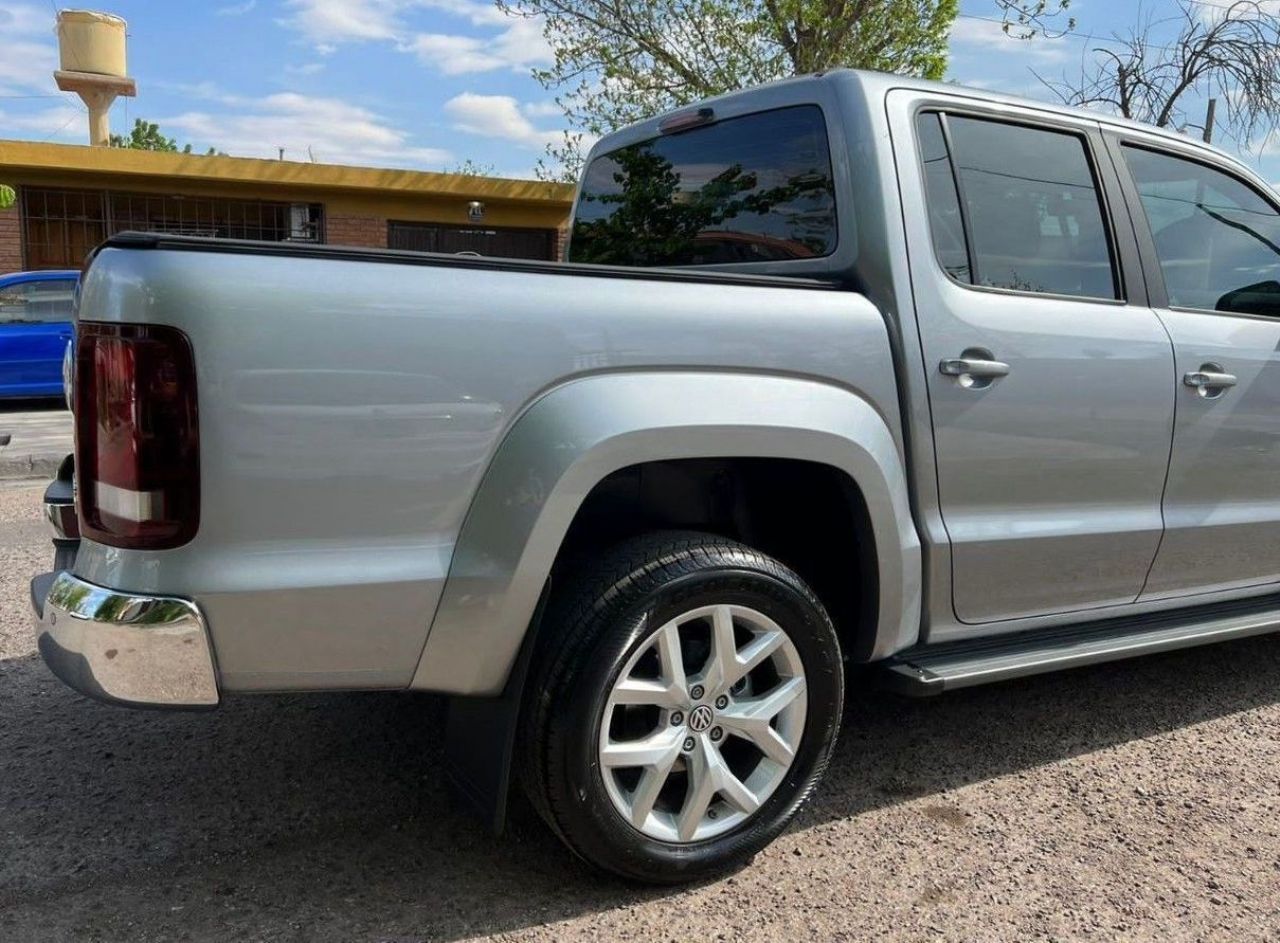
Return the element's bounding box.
[30,69,1280,883]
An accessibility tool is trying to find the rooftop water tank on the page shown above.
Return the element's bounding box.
[56,10,127,76]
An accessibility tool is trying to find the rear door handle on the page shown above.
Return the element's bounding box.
[1184,365,1237,396]
[939,357,1010,379]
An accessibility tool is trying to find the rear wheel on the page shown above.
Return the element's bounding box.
[521,532,843,883]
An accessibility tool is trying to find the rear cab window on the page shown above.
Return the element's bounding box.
[570,105,837,266]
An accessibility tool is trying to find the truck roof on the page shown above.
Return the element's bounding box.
[588,67,1240,174]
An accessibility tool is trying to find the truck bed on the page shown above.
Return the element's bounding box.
[68,233,902,694]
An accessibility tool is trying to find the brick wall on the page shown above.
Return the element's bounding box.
[554,222,570,261]
[0,203,22,273]
[325,212,387,249]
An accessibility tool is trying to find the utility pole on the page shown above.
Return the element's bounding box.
[1203,98,1217,144]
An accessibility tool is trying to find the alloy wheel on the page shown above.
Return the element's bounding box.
[597,604,808,842]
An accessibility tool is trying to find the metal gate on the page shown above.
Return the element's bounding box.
[387,221,556,260]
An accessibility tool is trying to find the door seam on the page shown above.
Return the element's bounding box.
[1136,305,1179,600]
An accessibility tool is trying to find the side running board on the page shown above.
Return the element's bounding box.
[881,592,1280,696]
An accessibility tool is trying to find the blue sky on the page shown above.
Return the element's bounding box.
[1,0,1276,181]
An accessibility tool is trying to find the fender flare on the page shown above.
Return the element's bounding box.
[414,370,921,695]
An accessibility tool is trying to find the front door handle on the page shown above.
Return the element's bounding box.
[939,357,1010,380]
[1184,364,1237,397]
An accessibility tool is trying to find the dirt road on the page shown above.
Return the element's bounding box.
[2,479,1278,942]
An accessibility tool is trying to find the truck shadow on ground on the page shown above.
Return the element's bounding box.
[0,633,1276,940]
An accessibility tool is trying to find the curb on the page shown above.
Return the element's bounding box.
[0,454,63,481]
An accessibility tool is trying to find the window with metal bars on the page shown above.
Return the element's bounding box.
[21,187,324,269]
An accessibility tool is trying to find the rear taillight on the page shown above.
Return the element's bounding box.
[75,322,199,549]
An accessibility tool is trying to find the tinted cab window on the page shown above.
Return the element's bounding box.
[1123,146,1280,316]
[571,106,837,266]
[919,113,1117,300]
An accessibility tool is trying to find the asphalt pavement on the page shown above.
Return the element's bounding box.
[1,479,1278,942]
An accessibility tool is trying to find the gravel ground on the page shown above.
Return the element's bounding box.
[2,478,1279,942]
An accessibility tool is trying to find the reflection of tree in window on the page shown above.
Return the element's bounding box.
[573,146,833,265]
[569,106,837,267]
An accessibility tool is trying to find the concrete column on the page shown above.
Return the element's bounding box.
[54,71,136,146]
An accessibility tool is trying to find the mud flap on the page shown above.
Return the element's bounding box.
[442,583,550,835]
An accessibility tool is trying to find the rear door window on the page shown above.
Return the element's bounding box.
[919,113,1119,300]
[570,105,837,266]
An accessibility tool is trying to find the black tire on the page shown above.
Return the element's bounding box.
[520,531,844,884]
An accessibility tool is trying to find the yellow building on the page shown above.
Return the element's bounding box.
[0,139,575,273]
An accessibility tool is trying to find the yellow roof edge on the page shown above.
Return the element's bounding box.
[0,138,576,205]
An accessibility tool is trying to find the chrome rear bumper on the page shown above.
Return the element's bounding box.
[35,573,220,709]
[32,454,217,708]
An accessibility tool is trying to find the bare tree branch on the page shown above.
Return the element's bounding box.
[1041,1,1280,147]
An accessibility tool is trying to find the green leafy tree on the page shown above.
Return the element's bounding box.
[504,0,1073,181]
[109,118,221,155]
[0,184,14,211]
[502,0,960,181]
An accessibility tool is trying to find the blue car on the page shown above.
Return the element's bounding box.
[0,270,78,400]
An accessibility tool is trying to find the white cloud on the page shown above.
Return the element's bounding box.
[280,0,403,46]
[0,3,59,95]
[521,101,562,119]
[948,15,1073,64]
[443,93,560,149]
[0,1,48,35]
[162,92,451,167]
[284,62,326,76]
[0,104,86,143]
[217,0,258,15]
[405,19,548,74]
[407,33,511,74]
[0,39,58,94]
[277,0,550,74]
[409,0,550,73]
[1193,0,1280,22]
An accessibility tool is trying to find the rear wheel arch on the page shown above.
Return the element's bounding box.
[553,456,882,664]
[414,370,920,697]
